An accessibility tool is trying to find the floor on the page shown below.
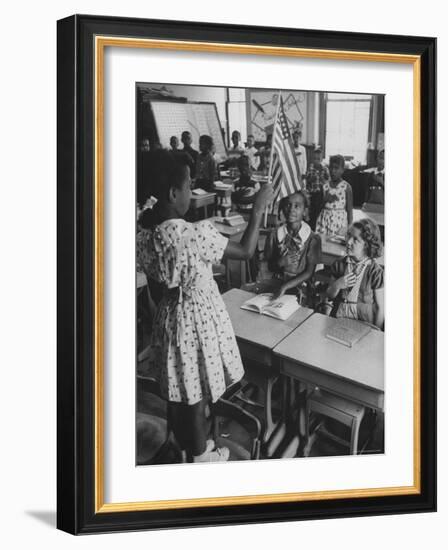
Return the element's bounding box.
[136,375,384,465]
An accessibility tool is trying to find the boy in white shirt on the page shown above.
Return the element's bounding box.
[245,134,260,171]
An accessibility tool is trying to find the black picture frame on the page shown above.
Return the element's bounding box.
[57,14,436,535]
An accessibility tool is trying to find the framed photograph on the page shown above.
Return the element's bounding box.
[57,14,436,534]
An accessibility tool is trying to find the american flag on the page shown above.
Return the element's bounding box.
[269,95,302,201]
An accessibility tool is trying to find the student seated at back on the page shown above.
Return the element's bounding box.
[316,154,353,236]
[231,155,260,213]
[245,134,260,171]
[170,135,179,151]
[181,131,199,177]
[195,134,217,192]
[264,191,322,300]
[229,130,245,153]
[326,218,384,330]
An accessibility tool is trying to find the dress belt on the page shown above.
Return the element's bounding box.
[162,281,209,346]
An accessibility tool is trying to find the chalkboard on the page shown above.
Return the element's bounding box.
[150,101,227,161]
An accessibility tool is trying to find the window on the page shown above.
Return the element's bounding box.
[227,88,248,145]
[325,93,372,164]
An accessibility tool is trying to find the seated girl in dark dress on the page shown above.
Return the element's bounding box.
[264,191,321,301]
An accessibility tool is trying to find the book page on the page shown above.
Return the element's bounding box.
[263,295,300,321]
[240,293,274,313]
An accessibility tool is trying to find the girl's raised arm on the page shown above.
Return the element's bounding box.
[224,185,274,260]
[346,183,353,226]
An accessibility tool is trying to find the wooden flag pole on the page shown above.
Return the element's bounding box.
[264,91,282,227]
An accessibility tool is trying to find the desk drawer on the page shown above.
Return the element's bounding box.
[281,359,384,411]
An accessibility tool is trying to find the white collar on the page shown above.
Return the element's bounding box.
[277,221,311,243]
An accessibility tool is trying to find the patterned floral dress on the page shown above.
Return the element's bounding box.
[137,219,244,405]
[316,180,349,236]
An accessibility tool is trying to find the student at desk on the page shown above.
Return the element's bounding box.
[181,131,198,177]
[326,218,384,329]
[245,134,260,171]
[232,155,260,213]
[137,150,274,463]
[264,191,321,302]
[229,130,246,154]
[195,134,217,192]
[169,135,179,151]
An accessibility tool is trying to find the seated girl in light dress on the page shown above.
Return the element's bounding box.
[316,154,353,236]
[137,150,273,462]
[326,218,384,330]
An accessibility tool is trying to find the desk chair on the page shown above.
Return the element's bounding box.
[306,388,366,455]
[224,351,281,445]
[212,262,228,293]
[137,355,262,462]
[214,187,233,217]
[137,376,185,465]
[211,395,262,460]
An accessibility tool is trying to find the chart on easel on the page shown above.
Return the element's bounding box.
[150,101,227,160]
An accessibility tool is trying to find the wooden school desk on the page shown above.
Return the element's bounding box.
[222,288,314,442]
[319,234,385,267]
[212,183,234,216]
[273,312,384,456]
[190,191,216,220]
[320,234,346,266]
[211,217,249,287]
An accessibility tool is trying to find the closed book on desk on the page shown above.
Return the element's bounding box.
[328,234,346,245]
[222,214,245,227]
[241,293,300,321]
[213,181,233,190]
[192,188,208,195]
[326,318,371,348]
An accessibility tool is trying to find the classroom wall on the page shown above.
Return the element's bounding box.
[166,84,228,137]
[1,2,444,550]
[141,84,384,152]
[151,85,321,147]
[247,89,309,142]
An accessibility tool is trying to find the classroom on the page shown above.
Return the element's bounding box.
[136,82,385,465]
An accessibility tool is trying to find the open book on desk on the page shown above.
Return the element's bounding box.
[240,293,300,321]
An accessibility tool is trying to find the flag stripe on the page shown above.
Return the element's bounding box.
[268,94,302,202]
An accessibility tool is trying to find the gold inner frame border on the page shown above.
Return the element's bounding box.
[94,35,421,513]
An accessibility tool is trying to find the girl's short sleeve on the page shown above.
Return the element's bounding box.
[369,262,384,290]
[194,220,229,264]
